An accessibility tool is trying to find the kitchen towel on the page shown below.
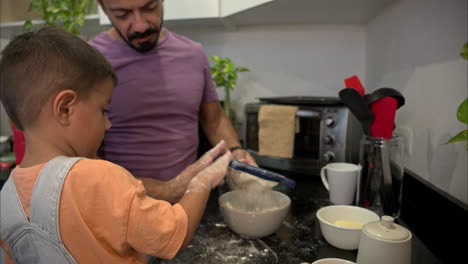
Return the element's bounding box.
[258,105,298,158]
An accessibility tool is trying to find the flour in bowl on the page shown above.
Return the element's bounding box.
[228,168,278,191]
[222,189,288,213]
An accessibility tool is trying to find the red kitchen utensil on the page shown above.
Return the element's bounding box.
[370,97,398,139]
[344,75,365,96]
[11,122,25,165]
[366,88,405,139]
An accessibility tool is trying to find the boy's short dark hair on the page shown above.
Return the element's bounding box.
[0,27,117,131]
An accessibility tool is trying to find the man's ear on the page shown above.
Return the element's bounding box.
[53,90,78,126]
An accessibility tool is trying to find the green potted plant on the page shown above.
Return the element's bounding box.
[23,0,93,35]
[209,56,249,124]
[446,42,468,149]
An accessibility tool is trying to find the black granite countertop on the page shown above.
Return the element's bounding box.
[162,175,440,264]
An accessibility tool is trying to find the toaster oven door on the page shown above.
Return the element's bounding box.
[245,103,324,175]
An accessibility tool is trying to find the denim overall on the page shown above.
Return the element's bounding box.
[1,156,81,264]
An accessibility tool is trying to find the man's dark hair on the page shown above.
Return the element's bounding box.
[0,27,117,131]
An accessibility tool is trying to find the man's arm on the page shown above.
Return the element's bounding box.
[199,101,257,166]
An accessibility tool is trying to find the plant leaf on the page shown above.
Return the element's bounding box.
[461,42,468,60]
[227,72,237,81]
[28,0,41,11]
[23,0,90,35]
[446,130,468,144]
[209,55,249,91]
[228,81,236,90]
[209,56,220,63]
[236,67,249,72]
[23,20,33,32]
[456,98,468,124]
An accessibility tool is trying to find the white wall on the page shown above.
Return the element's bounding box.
[0,23,366,136]
[367,0,468,204]
[174,24,367,127]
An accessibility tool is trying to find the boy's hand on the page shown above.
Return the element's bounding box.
[195,140,226,170]
[187,150,232,193]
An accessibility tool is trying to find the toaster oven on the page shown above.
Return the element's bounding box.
[244,96,362,176]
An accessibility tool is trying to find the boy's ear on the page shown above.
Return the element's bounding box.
[53,90,78,126]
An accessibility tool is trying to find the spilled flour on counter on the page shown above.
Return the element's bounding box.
[160,221,278,264]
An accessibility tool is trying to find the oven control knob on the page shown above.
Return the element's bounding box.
[324,116,336,127]
[323,135,335,145]
[323,151,335,162]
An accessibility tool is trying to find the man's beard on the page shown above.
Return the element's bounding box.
[114,13,164,53]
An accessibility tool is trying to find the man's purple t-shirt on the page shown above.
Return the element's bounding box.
[89,29,218,181]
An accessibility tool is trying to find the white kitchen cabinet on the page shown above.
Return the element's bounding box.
[97,0,394,27]
[98,0,219,25]
[165,0,219,20]
[1,0,395,35]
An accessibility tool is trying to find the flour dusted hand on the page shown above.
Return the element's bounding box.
[196,140,227,169]
[187,150,232,193]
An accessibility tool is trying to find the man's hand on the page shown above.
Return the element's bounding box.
[232,149,258,167]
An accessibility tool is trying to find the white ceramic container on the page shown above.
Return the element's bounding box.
[316,205,380,250]
[356,215,412,264]
[218,189,290,238]
[312,258,355,264]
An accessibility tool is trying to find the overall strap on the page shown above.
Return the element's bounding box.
[29,156,82,244]
[0,176,30,240]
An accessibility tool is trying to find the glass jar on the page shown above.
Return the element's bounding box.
[357,135,405,218]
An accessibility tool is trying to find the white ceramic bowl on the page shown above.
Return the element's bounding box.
[312,258,355,264]
[218,189,291,238]
[316,205,380,250]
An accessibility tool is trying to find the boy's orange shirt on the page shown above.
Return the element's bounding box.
[1,159,188,263]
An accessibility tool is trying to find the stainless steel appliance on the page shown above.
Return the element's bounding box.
[244,96,362,176]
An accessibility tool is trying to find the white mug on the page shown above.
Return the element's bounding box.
[320,162,361,205]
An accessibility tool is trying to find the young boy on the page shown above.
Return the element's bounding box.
[0,27,232,263]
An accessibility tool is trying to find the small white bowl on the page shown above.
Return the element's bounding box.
[219,189,290,238]
[312,258,355,264]
[316,205,379,250]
